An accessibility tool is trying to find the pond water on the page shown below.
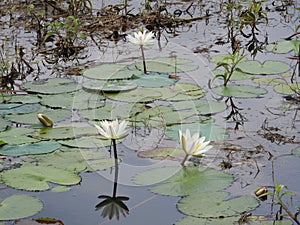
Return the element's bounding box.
[0,0,299,225]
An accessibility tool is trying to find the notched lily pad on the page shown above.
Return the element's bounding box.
[0,127,39,145]
[0,141,60,156]
[212,84,267,98]
[21,78,79,94]
[252,77,286,86]
[237,60,290,75]
[266,40,300,54]
[0,103,40,115]
[138,147,184,160]
[1,165,81,191]
[273,83,300,95]
[83,80,137,92]
[133,72,178,88]
[177,191,259,218]
[0,194,43,220]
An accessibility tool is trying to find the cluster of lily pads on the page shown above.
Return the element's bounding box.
[0,37,298,224]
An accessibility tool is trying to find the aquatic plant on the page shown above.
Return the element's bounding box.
[128,30,154,73]
[178,129,213,166]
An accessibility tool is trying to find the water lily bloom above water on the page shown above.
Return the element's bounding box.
[127,30,154,46]
[179,129,213,166]
[127,30,154,74]
[95,119,128,140]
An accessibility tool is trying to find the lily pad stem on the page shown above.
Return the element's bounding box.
[181,154,189,166]
[140,45,147,74]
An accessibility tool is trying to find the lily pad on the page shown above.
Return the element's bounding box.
[82,80,137,92]
[58,136,114,148]
[166,123,229,142]
[0,118,10,132]
[266,40,300,54]
[133,72,178,87]
[138,147,184,160]
[212,84,267,98]
[0,127,39,145]
[292,146,300,156]
[0,194,43,220]
[83,63,142,80]
[0,141,61,156]
[52,186,71,192]
[252,77,286,86]
[31,126,97,140]
[1,94,40,104]
[1,165,81,191]
[237,60,290,75]
[21,78,79,94]
[0,103,40,115]
[171,99,227,115]
[176,216,240,225]
[6,108,71,125]
[273,83,300,95]
[131,58,198,73]
[133,166,233,196]
[38,91,105,110]
[177,191,259,217]
[212,69,252,80]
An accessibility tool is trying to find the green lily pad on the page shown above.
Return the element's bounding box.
[82,80,137,92]
[138,147,184,160]
[87,157,116,171]
[252,77,286,86]
[266,40,300,54]
[210,54,247,64]
[273,83,300,95]
[83,63,142,80]
[1,165,81,191]
[177,191,258,217]
[58,136,114,148]
[171,99,227,115]
[0,127,39,145]
[1,94,40,104]
[6,108,71,125]
[212,69,252,80]
[105,87,162,103]
[0,118,10,132]
[133,72,178,87]
[237,60,290,75]
[212,84,267,98]
[292,146,300,156]
[176,216,240,225]
[166,123,229,142]
[131,58,198,73]
[38,91,105,110]
[133,166,233,196]
[31,126,97,140]
[0,103,40,115]
[21,78,79,94]
[0,194,43,220]
[0,141,60,156]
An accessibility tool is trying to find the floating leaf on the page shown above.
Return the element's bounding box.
[176,216,240,225]
[1,166,81,191]
[212,69,252,80]
[21,78,79,94]
[86,157,116,171]
[0,103,40,115]
[166,123,229,142]
[39,90,105,110]
[177,191,258,217]
[1,94,40,104]
[58,136,114,148]
[0,118,9,132]
[212,84,267,98]
[133,72,178,87]
[133,166,233,196]
[237,60,290,75]
[273,83,300,95]
[6,108,71,125]
[266,40,300,54]
[0,141,60,156]
[138,147,184,160]
[171,99,227,115]
[31,126,97,140]
[0,127,39,145]
[252,77,286,86]
[83,80,137,92]
[83,63,142,80]
[0,194,43,220]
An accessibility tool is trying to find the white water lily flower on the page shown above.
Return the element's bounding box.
[127,30,154,46]
[179,129,213,165]
[95,119,128,140]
